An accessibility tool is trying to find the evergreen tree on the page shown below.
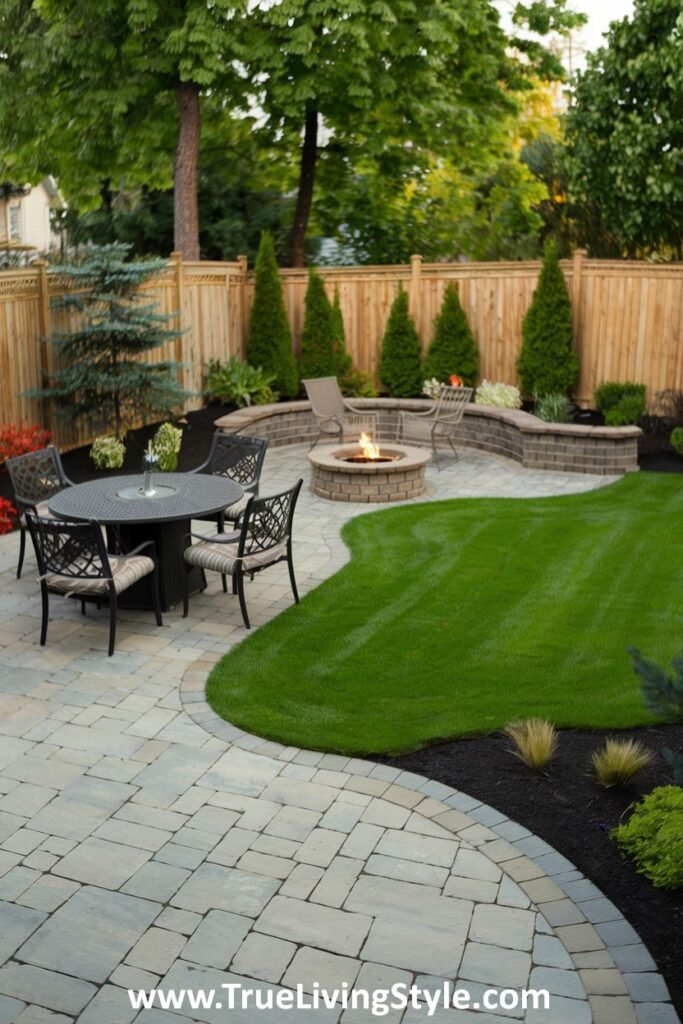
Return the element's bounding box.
[379,291,423,397]
[299,270,337,380]
[516,240,578,396]
[247,233,299,397]
[423,284,479,386]
[33,244,187,440]
[330,288,352,380]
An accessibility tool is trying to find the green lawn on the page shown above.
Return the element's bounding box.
[206,473,682,755]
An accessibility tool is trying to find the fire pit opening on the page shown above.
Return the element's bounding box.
[339,432,403,464]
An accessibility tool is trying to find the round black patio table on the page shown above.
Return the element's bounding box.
[49,473,243,611]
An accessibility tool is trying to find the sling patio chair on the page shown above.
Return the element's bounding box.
[190,432,268,531]
[6,446,74,579]
[303,377,378,448]
[182,479,303,629]
[398,384,474,468]
[24,510,162,657]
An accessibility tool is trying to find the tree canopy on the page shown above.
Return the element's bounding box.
[565,0,683,258]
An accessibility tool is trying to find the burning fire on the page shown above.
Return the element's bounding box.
[358,432,382,460]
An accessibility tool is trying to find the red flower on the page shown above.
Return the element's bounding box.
[0,424,52,467]
[0,497,17,535]
[449,374,463,387]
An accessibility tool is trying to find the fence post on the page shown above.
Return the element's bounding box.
[237,254,248,358]
[35,258,55,438]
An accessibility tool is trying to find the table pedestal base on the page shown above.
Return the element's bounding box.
[114,519,205,612]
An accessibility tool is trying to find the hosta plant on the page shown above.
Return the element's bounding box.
[90,435,125,470]
[153,422,183,472]
[475,380,522,409]
[206,357,277,408]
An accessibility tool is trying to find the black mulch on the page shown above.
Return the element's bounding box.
[380,724,683,1013]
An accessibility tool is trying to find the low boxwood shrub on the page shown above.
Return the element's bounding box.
[670,427,683,456]
[613,785,683,889]
[595,382,646,425]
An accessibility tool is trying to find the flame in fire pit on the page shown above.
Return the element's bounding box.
[359,432,381,460]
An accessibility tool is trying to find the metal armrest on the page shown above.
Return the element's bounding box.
[185,530,241,545]
[344,402,377,417]
[123,539,158,559]
[400,406,437,420]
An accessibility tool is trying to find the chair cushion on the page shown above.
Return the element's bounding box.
[46,555,155,596]
[224,491,251,520]
[184,539,288,576]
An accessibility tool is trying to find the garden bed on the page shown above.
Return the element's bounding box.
[382,723,683,1015]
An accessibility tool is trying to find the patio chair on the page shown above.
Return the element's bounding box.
[6,446,74,579]
[398,385,474,468]
[24,510,162,657]
[182,479,303,629]
[190,432,268,531]
[303,377,378,448]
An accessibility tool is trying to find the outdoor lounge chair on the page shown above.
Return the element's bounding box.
[191,432,268,531]
[6,446,74,579]
[303,377,378,447]
[182,479,303,629]
[398,385,473,467]
[24,510,162,657]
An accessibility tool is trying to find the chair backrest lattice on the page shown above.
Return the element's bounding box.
[302,377,346,421]
[239,479,303,556]
[24,511,110,581]
[434,385,474,422]
[6,447,70,508]
[199,433,268,492]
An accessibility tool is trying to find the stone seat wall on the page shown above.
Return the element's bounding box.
[214,399,640,476]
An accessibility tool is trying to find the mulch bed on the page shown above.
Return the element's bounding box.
[381,723,683,1013]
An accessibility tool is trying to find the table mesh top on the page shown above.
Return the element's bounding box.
[49,473,243,524]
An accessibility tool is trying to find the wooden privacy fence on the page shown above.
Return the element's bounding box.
[1,251,682,449]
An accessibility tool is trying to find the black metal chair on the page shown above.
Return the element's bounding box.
[24,510,163,657]
[6,446,74,579]
[190,433,268,532]
[182,479,303,629]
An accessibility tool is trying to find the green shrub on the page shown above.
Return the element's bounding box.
[516,240,578,397]
[331,290,376,397]
[90,435,125,470]
[612,786,683,889]
[299,270,337,380]
[535,393,572,423]
[423,284,478,388]
[670,427,683,455]
[595,381,646,414]
[153,422,182,472]
[206,357,276,408]
[629,647,683,720]
[379,291,423,397]
[246,232,298,398]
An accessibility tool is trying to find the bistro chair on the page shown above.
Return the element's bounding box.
[24,510,162,657]
[6,446,74,579]
[191,432,268,531]
[303,377,378,448]
[398,385,474,468]
[182,479,303,629]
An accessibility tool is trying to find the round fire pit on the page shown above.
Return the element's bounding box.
[308,443,430,502]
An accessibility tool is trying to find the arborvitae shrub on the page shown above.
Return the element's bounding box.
[246,232,298,397]
[423,284,478,387]
[379,291,423,397]
[516,241,578,396]
[299,270,337,380]
[331,289,376,397]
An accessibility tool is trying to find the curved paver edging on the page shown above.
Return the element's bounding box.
[215,399,641,476]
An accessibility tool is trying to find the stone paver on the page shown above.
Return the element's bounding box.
[0,446,676,1023]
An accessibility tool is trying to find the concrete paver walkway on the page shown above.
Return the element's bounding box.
[0,448,677,1024]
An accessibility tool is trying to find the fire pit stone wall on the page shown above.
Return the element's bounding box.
[307,444,430,502]
[215,399,640,476]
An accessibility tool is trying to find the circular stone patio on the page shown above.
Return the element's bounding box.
[0,447,677,1023]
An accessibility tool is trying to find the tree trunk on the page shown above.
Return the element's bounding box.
[289,103,319,268]
[174,81,201,260]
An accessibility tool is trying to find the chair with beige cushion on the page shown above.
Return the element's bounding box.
[24,510,162,656]
[183,479,303,629]
[190,432,268,531]
[6,446,74,578]
[303,377,378,447]
[398,385,474,468]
